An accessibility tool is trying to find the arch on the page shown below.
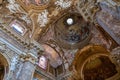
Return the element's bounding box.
[72,45,119,80]
[0,52,10,80]
[82,55,117,80]
[41,44,63,68]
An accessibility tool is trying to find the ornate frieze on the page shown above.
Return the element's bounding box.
[19,53,38,64]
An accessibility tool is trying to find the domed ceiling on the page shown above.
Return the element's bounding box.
[54,13,91,49]
[0,0,120,79]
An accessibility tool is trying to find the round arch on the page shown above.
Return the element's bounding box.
[0,52,10,80]
[72,45,120,80]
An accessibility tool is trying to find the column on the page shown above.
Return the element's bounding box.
[17,53,37,80]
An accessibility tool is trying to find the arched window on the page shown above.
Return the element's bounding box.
[38,56,47,69]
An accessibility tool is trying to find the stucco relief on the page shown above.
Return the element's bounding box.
[6,0,21,13]
[37,10,49,27]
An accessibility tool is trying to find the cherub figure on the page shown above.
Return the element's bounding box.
[37,10,49,27]
[6,0,21,13]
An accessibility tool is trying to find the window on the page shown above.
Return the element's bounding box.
[10,20,26,36]
[66,18,73,25]
[38,56,47,69]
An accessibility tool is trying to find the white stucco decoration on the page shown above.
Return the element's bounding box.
[55,0,72,9]
[6,0,21,13]
[10,55,18,71]
[37,10,49,27]
[21,14,31,24]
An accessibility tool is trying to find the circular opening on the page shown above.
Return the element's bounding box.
[66,18,73,25]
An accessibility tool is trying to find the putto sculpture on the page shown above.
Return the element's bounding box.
[6,0,21,13]
[37,10,49,27]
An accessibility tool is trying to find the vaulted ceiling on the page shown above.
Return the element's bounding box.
[0,0,120,79]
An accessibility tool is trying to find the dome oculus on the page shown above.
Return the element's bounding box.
[66,18,73,25]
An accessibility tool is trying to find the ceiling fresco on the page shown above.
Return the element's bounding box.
[54,12,91,49]
[0,0,120,80]
[83,56,117,80]
[0,0,119,67]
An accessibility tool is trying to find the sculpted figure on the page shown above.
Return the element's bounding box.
[37,10,49,27]
[6,0,21,13]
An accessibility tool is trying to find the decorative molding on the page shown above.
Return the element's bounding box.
[0,36,24,55]
[19,53,38,64]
